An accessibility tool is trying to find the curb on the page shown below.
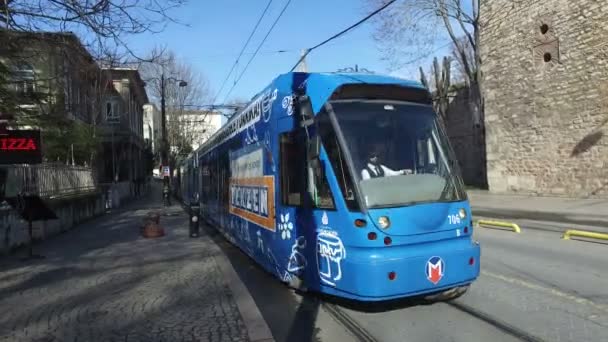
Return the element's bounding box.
[471,208,608,229]
[562,229,608,241]
[211,236,276,342]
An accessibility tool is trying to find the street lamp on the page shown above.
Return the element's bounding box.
[145,73,188,206]
[162,75,187,205]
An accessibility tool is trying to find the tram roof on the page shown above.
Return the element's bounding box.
[186,72,426,160]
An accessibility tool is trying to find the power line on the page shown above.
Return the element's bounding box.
[211,0,274,105]
[222,0,293,103]
[289,0,398,72]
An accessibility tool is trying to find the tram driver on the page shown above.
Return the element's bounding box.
[360,143,412,180]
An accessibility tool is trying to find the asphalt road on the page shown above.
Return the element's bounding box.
[221,218,608,342]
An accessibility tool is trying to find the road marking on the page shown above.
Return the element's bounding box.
[481,270,608,314]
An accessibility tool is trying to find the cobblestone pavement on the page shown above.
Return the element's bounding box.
[0,195,251,342]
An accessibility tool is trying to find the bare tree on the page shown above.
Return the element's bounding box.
[420,56,451,120]
[450,36,475,86]
[139,49,211,159]
[1,0,186,61]
[370,0,478,79]
[369,0,518,117]
[1,0,188,167]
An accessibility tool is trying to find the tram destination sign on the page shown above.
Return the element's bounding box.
[0,130,42,165]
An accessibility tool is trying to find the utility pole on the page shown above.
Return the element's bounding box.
[159,73,187,206]
[295,49,309,72]
[160,73,170,205]
[111,122,116,182]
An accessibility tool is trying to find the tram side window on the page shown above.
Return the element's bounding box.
[201,163,210,202]
[219,151,230,211]
[309,146,335,210]
[280,132,305,206]
[207,157,218,202]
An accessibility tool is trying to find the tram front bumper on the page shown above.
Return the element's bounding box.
[318,239,481,302]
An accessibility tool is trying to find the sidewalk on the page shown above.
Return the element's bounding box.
[468,190,608,229]
[0,185,273,342]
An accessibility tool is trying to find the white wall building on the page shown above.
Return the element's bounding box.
[143,103,161,154]
[168,110,226,152]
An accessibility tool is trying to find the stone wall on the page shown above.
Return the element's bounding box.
[445,87,486,188]
[0,193,106,254]
[480,0,608,197]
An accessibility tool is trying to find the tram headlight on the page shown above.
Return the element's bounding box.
[378,216,390,230]
[192,216,198,223]
[458,208,467,220]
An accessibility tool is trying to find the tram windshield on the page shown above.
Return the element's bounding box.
[329,99,466,208]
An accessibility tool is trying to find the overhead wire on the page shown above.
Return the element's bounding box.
[221,0,293,103]
[210,0,274,105]
[289,0,398,72]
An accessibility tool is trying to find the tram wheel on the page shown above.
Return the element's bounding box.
[424,285,469,302]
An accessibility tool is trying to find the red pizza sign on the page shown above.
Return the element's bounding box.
[0,130,42,164]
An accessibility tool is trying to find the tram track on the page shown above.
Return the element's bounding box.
[322,302,380,342]
[447,301,545,342]
[322,298,546,342]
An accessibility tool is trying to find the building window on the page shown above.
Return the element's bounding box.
[106,100,120,122]
[75,85,80,105]
[12,62,36,96]
[280,132,305,206]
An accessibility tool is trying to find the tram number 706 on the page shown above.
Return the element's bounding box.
[448,214,462,225]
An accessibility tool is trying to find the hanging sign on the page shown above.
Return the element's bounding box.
[0,130,42,165]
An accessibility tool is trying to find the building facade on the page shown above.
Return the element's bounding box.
[97,68,149,184]
[167,110,225,152]
[480,1,608,197]
[0,31,101,127]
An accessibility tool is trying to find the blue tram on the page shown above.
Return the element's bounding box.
[177,72,480,302]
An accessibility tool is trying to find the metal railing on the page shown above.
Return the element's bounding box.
[3,163,98,199]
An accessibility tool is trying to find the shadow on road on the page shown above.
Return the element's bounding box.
[203,222,323,342]
[0,184,166,273]
[314,291,433,313]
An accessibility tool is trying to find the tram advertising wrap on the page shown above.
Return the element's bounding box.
[229,146,275,231]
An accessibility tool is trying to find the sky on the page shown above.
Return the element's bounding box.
[125,0,456,105]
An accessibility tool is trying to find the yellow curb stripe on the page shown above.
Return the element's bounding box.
[562,229,608,241]
[476,220,522,233]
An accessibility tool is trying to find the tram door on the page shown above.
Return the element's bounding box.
[276,113,315,284]
[276,95,333,287]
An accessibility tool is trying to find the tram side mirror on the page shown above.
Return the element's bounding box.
[310,156,324,180]
[298,95,314,128]
[308,135,321,160]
